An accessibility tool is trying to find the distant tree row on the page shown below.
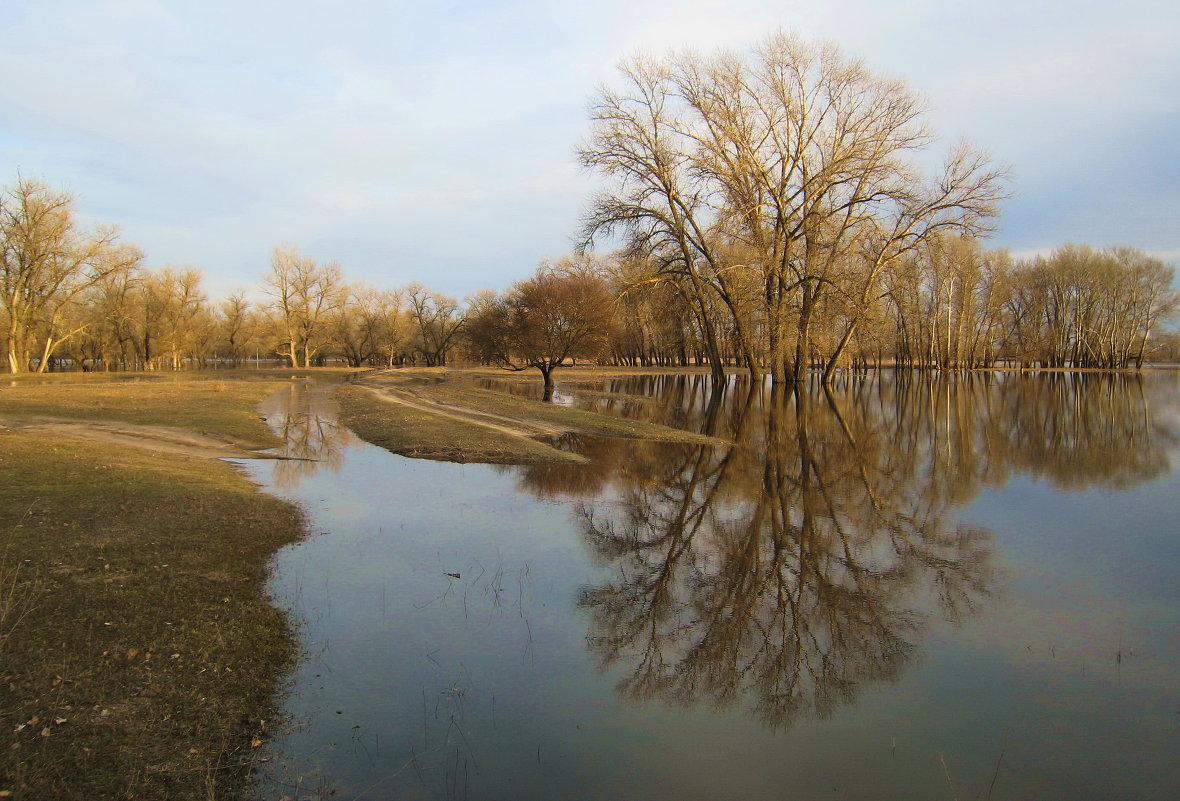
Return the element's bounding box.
[1,174,1174,379]
[0,178,469,373]
[608,237,1178,371]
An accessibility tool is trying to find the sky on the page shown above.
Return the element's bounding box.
[0,0,1176,302]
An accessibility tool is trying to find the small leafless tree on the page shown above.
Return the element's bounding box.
[407,284,465,367]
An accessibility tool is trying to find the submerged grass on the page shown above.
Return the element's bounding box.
[419,381,719,443]
[0,377,305,800]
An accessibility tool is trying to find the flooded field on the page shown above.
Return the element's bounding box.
[244,372,1180,800]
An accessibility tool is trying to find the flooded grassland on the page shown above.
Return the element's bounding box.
[250,371,1180,801]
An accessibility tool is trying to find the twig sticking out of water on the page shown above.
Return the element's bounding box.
[986,747,1005,801]
[939,753,959,801]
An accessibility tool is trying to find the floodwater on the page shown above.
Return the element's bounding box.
[243,372,1180,800]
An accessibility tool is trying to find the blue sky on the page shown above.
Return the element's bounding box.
[1,0,1176,302]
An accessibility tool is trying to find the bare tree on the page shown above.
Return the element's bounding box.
[406,284,465,367]
[334,284,395,367]
[216,291,260,366]
[81,263,143,370]
[264,245,346,367]
[152,268,206,370]
[581,32,1007,383]
[0,177,142,373]
[375,288,413,367]
[580,57,731,380]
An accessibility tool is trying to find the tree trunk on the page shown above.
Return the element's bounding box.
[789,285,814,383]
[538,363,555,402]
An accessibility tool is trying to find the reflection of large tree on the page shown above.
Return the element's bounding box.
[575,383,994,729]
[505,372,1179,728]
[257,381,359,489]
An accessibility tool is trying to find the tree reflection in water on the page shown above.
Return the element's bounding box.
[508,371,1179,730]
[256,380,361,490]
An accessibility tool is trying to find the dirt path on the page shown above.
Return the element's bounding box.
[0,415,297,460]
[353,384,568,440]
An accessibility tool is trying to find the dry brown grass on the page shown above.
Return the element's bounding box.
[0,379,287,448]
[0,377,305,800]
[340,371,721,465]
[336,384,584,464]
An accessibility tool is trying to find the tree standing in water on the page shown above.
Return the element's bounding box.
[580,31,1006,383]
[467,260,618,400]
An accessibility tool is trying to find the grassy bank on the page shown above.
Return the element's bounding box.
[0,373,350,447]
[340,372,721,465]
[0,378,303,800]
[336,384,585,464]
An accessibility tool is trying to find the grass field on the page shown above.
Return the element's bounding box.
[0,375,304,800]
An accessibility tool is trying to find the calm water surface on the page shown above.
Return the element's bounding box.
[243,373,1180,800]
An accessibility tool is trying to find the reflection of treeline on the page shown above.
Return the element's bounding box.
[4,172,1174,377]
[520,372,1178,498]
[256,382,359,489]
[836,371,1179,493]
[504,373,1178,728]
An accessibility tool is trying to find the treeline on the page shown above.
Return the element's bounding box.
[0,178,467,373]
[1,174,1176,377]
[612,237,1179,371]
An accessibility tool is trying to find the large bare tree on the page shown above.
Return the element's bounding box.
[581,32,1007,382]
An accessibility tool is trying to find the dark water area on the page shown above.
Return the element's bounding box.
[244,372,1180,800]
